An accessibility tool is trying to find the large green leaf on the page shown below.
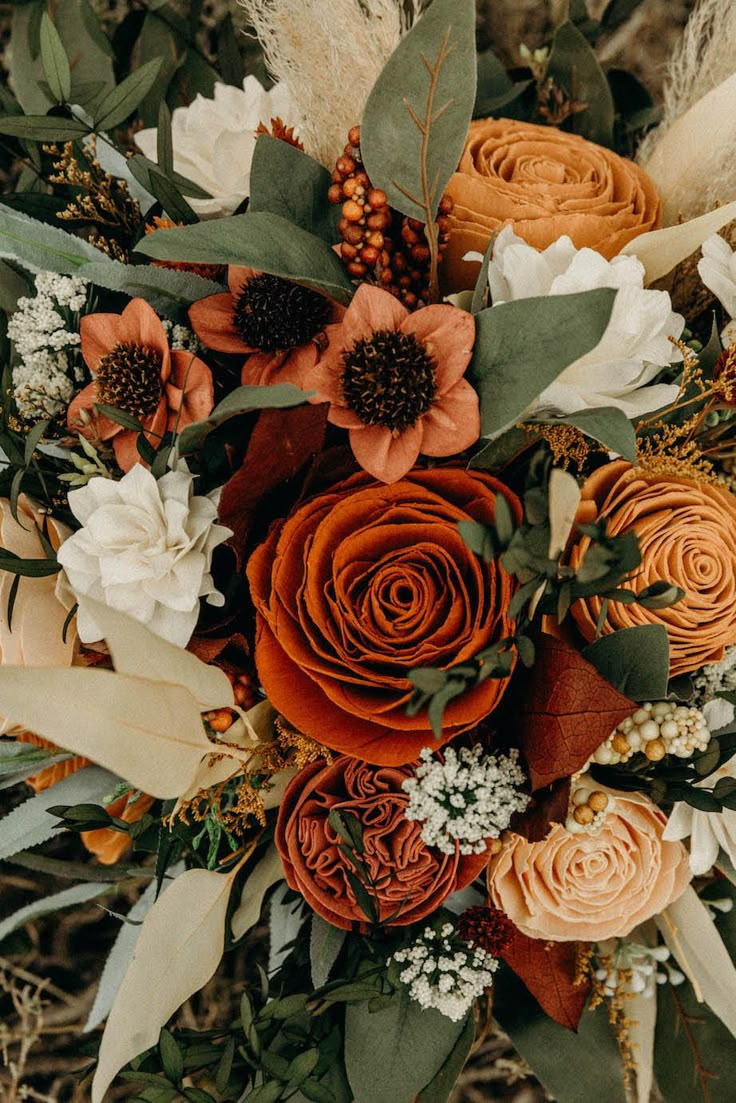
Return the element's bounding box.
[175,383,314,456]
[344,989,466,1103]
[582,625,670,700]
[654,979,736,1103]
[249,136,339,244]
[546,20,615,147]
[0,766,117,861]
[531,406,637,462]
[76,260,223,316]
[360,0,476,223]
[136,212,354,304]
[415,1014,474,1103]
[0,202,106,272]
[471,288,617,435]
[494,967,627,1103]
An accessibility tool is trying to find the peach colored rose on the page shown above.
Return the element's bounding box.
[488,795,691,941]
[442,117,661,293]
[247,467,521,766]
[569,461,736,677]
[276,756,489,930]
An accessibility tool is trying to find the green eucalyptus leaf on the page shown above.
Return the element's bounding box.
[0,115,88,142]
[344,987,466,1103]
[360,0,476,223]
[249,136,339,243]
[158,1029,184,1087]
[582,625,670,700]
[40,11,71,103]
[94,56,164,130]
[136,212,354,304]
[546,20,615,146]
[471,289,617,436]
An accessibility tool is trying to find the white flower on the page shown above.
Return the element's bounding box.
[56,465,231,647]
[391,923,498,1022]
[698,234,736,343]
[663,701,736,876]
[135,76,299,219]
[476,227,684,420]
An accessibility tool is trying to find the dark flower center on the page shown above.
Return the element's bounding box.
[233,274,331,351]
[341,328,437,432]
[95,341,163,418]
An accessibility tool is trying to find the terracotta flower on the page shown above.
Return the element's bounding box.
[189,265,341,356]
[569,461,736,677]
[68,298,214,472]
[442,117,661,293]
[301,284,480,483]
[275,756,489,929]
[247,467,520,766]
[488,794,691,942]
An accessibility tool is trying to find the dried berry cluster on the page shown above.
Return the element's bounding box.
[328,125,454,309]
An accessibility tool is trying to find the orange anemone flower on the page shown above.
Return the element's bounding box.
[189,265,343,356]
[305,284,481,483]
[67,298,214,473]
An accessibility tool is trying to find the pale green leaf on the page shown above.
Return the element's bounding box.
[546,20,614,146]
[231,845,284,941]
[309,914,347,989]
[0,202,106,273]
[76,260,223,314]
[93,57,164,131]
[249,136,339,243]
[0,881,110,944]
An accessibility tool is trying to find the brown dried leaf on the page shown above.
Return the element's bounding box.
[502,928,591,1031]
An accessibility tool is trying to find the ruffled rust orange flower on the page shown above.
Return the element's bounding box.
[247,467,521,765]
[301,284,480,483]
[276,756,490,929]
[568,461,736,677]
[68,298,214,472]
[189,265,342,355]
[442,117,661,293]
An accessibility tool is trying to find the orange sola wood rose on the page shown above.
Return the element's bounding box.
[442,117,661,293]
[568,460,736,677]
[275,756,490,930]
[247,467,520,766]
[67,297,214,472]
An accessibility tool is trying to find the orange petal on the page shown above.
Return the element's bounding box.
[227,265,257,295]
[190,292,252,354]
[121,298,169,357]
[67,383,122,441]
[402,304,476,391]
[340,284,408,350]
[420,380,481,456]
[80,312,124,374]
[349,422,423,483]
[167,351,215,424]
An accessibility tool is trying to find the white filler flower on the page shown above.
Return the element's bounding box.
[57,465,231,647]
[663,699,736,875]
[391,923,498,1022]
[698,233,736,343]
[475,227,683,420]
[135,76,298,219]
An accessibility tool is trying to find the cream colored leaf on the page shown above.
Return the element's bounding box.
[642,72,736,225]
[263,768,297,811]
[92,865,236,1103]
[547,468,581,561]
[627,988,657,1103]
[81,598,233,711]
[655,886,736,1038]
[0,666,237,799]
[621,199,736,285]
[231,844,285,941]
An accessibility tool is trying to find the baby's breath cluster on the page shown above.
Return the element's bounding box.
[594,940,684,999]
[391,923,498,1022]
[591,701,712,767]
[402,745,529,856]
[8,272,89,421]
[161,318,203,356]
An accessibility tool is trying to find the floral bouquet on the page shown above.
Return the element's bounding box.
[3,0,736,1100]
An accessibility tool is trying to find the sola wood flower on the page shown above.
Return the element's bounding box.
[68,298,214,472]
[189,265,342,357]
[305,284,480,483]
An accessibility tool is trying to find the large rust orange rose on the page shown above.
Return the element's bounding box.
[569,461,736,677]
[247,468,521,765]
[276,756,490,929]
[488,794,691,942]
[442,117,661,292]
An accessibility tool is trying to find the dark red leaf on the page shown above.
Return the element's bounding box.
[512,777,571,842]
[518,634,635,790]
[502,928,591,1031]
[218,403,329,567]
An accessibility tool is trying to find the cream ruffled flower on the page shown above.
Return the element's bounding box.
[475,227,683,420]
[663,699,736,875]
[57,466,231,647]
[698,234,736,342]
[135,76,298,219]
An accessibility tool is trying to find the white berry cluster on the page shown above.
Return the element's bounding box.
[595,940,684,1000]
[8,272,89,421]
[391,923,498,1022]
[402,745,530,856]
[590,701,712,767]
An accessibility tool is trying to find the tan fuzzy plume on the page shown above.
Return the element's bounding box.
[637,0,736,220]
[238,0,422,167]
